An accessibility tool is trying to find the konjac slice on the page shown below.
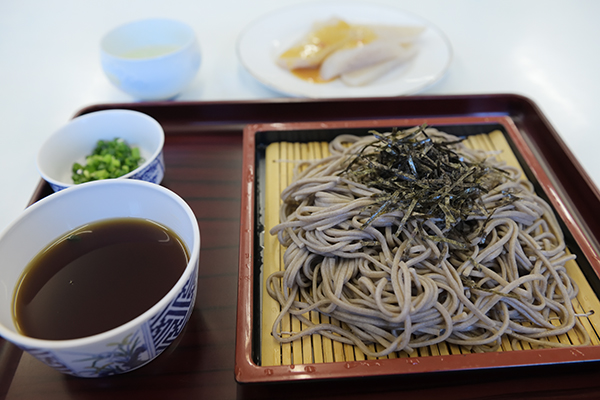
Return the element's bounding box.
[320,40,416,81]
[339,45,418,86]
[277,18,354,70]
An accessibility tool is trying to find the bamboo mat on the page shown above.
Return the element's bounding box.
[261,130,600,366]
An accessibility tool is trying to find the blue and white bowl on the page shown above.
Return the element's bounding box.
[0,179,200,377]
[36,109,165,192]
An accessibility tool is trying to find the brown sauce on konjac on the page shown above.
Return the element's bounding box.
[291,67,335,84]
[13,218,189,340]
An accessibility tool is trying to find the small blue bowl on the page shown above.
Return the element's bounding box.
[36,109,165,192]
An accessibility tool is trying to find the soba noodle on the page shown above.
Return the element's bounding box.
[267,126,589,357]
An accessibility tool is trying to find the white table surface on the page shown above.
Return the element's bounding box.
[0,0,599,234]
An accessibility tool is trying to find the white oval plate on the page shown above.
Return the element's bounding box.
[237,1,453,98]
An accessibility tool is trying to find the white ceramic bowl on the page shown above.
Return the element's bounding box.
[0,179,200,378]
[37,109,165,192]
[100,18,201,101]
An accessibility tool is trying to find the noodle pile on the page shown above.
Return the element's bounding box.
[267,126,590,357]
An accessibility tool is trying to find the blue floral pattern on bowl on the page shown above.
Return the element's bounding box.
[49,181,69,192]
[130,151,165,185]
[76,331,149,377]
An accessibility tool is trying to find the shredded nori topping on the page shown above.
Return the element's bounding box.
[340,125,510,244]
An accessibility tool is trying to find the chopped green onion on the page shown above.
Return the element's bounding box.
[71,138,143,184]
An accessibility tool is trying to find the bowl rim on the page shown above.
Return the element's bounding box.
[35,109,165,189]
[100,17,198,61]
[0,179,200,349]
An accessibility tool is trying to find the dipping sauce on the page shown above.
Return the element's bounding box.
[13,218,189,340]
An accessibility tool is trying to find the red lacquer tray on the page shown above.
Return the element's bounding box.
[236,114,600,383]
[3,94,600,400]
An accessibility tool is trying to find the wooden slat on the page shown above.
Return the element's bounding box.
[262,142,283,366]
[279,142,292,366]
